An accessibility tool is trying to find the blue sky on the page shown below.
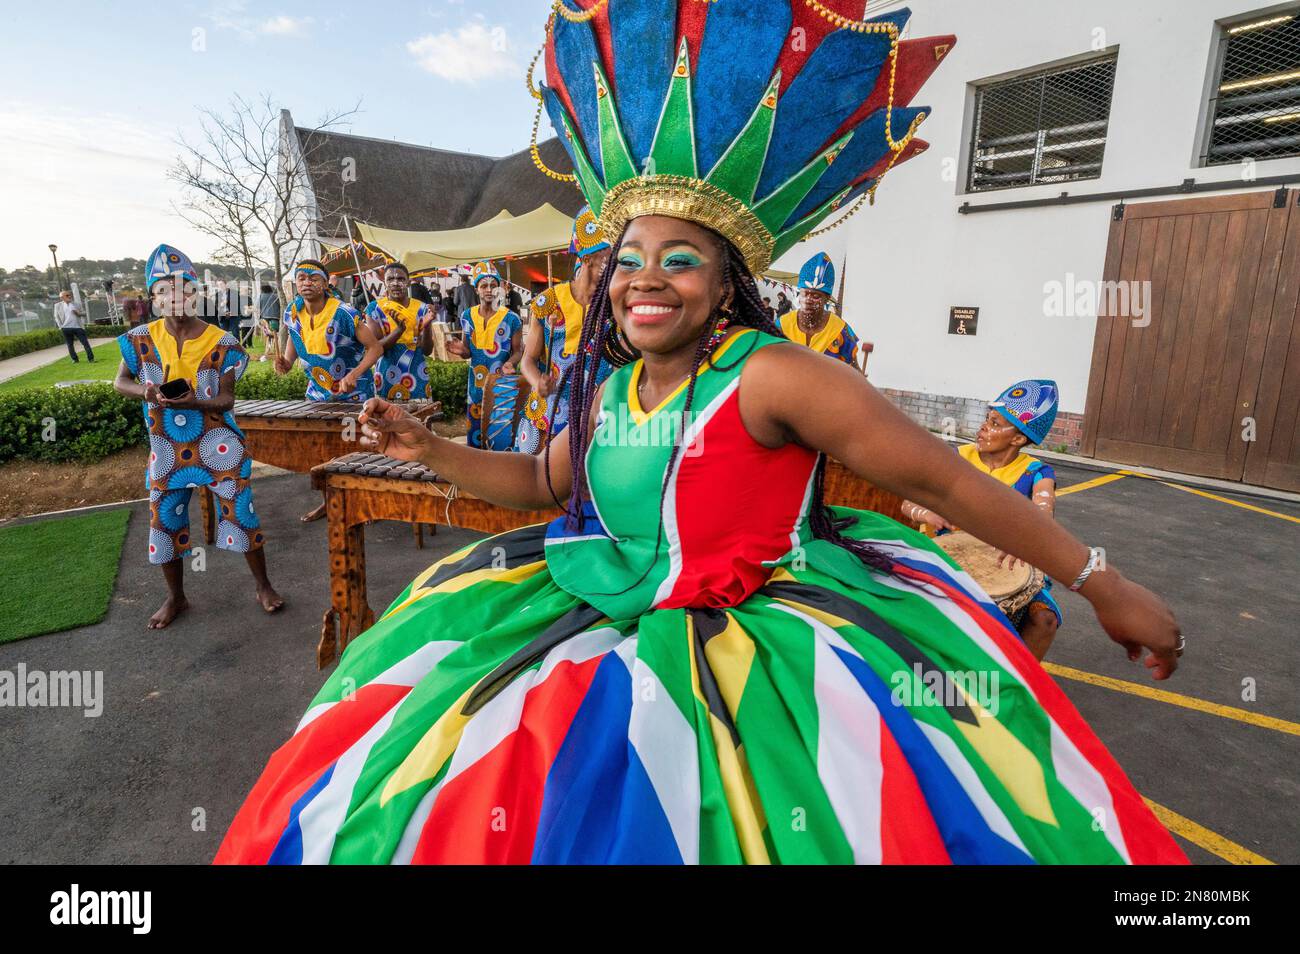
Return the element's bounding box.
[0,0,557,269]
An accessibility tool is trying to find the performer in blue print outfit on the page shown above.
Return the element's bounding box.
[114,244,284,630]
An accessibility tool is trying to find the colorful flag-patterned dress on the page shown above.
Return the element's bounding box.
[777,311,860,366]
[460,305,522,449]
[283,297,374,402]
[366,297,433,401]
[118,319,264,566]
[217,330,1184,865]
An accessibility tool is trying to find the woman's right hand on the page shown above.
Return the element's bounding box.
[358,397,438,463]
[274,353,292,375]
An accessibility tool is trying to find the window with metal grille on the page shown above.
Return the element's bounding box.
[967,55,1118,193]
[1203,8,1300,166]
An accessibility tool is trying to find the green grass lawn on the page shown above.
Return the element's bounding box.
[0,336,269,395]
[0,508,132,644]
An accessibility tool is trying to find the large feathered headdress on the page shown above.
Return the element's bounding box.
[534,0,954,274]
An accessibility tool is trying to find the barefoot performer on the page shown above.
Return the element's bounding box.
[364,262,436,401]
[114,245,284,630]
[445,261,523,448]
[777,252,860,365]
[514,206,614,454]
[275,259,385,521]
[904,380,1065,660]
[221,1,1184,865]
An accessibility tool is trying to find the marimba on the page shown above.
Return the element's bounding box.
[308,452,904,668]
[196,399,444,545]
[823,459,906,522]
[311,452,562,668]
[234,399,443,473]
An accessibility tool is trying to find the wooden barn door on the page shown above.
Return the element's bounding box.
[1080,188,1300,491]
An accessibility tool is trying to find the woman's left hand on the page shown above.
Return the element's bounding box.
[1085,571,1182,680]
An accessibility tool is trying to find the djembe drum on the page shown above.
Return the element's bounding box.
[482,372,526,451]
[935,531,1045,621]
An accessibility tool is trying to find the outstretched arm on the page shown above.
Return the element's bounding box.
[356,389,599,510]
[740,343,1181,679]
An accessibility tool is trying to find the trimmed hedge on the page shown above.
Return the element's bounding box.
[0,383,143,465]
[235,360,311,400]
[428,360,468,415]
[0,357,472,466]
[234,359,467,413]
[0,325,130,361]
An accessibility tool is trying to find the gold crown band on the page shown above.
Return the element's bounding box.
[598,176,775,275]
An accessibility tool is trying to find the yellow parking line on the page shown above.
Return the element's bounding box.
[1056,473,1128,496]
[1043,663,1300,737]
[1143,799,1275,865]
[1119,471,1300,524]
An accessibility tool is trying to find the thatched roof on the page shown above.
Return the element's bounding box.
[293,124,584,237]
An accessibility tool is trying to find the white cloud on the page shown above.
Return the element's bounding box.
[259,15,313,36]
[205,2,313,39]
[407,23,515,83]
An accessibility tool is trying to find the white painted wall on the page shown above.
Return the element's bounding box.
[772,0,1300,413]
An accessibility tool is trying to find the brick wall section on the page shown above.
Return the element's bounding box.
[880,388,1086,454]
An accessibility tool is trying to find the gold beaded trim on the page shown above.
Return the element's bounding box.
[599,175,775,275]
[553,0,610,23]
[802,0,905,150]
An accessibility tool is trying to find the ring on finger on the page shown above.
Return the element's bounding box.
[1174,634,1186,657]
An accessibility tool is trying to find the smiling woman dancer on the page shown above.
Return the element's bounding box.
[219,0,1185,865]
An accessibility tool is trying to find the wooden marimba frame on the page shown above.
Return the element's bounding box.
[311,453,562,668]
[196,399,444,544]
[308,453,905,669]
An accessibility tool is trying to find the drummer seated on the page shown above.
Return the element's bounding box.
[903,380,1063,661]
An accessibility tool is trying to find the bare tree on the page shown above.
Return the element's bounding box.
[168,93,359,322]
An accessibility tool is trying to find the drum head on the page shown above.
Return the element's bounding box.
[936,531,1033,599]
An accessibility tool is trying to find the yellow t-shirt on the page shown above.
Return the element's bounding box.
[148,318,224,388]
[778,310,848,356]
[470,307,510,351]
[374,297,425,350]
[957,441,1036,487]
[295,298,341,357]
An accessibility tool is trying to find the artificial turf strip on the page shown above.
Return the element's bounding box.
[0,508,130,644]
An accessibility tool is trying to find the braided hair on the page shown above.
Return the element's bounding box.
[545,225,900,586]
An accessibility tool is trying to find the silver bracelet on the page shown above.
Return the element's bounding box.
[1069,547,1105,592]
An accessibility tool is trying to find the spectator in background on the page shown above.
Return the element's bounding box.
[123,296,144,327]
[442,287,456,320]
[506,283,523,315]
[409,276,433,305]
[776,290,792,314]
[763,296,777,323]
[215,279,235,335]
[54,290,95,362]
[350,278,367,313]
[257,283,281,361]
[452,272,477,317]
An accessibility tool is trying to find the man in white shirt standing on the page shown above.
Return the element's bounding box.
[54,290,95,363]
